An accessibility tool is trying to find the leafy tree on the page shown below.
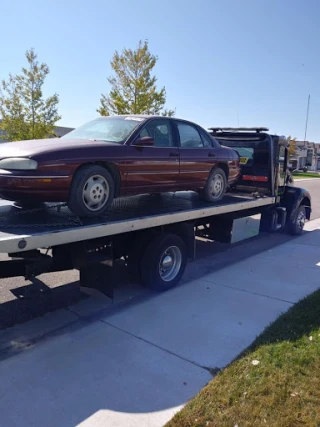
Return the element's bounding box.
[98,40,175,117]
[0,48,61,141]
[287,135,297,157]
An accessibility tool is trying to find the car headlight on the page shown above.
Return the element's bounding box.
[0,158,38,170]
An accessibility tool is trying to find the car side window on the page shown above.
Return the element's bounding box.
[139,128,149,138]
[177,123,203,148]
[198,128,213,147]
[138,119,173,147]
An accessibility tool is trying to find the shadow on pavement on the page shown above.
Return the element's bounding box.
[0,229,300,330]
[0,277,85,329]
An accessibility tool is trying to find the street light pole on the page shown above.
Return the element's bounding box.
[303,94,310,143]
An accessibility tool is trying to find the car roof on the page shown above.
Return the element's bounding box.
[96,114,198,124]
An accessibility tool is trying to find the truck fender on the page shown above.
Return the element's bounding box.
[281,186,312,224]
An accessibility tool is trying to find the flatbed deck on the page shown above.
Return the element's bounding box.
[0,192,275,254]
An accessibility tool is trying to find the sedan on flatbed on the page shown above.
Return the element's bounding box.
[0,115,241,217]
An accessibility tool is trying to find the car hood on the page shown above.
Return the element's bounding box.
[0,138,120,158]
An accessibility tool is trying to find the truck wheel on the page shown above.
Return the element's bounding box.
[140,233,187,292]
[201,168,227,202]
[126,234,153,284]
[68,165,115,217]
[288,206,306,236]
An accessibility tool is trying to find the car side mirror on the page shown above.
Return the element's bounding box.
[133,136,155,147]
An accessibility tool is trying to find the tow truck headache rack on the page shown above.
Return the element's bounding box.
[209,127,269,133]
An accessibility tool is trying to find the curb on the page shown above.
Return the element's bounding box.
[293,178,320,182]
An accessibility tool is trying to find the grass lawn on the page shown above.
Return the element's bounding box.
[293,173,320,178]
[166,289,320,427]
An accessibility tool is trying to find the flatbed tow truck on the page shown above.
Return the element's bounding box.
[0,128,312,297]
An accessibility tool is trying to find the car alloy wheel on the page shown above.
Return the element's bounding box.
[209,173,224,199]
[82,174,110,212]
[201,167,227,203]
[68,165,115,217]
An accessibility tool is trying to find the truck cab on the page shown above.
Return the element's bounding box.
[209,127,311,235]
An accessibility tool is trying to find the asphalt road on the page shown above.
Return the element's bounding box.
[297,179,320,219]
[1,179,319,329]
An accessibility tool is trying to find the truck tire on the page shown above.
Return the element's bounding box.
[126,233,154,284]
[201,167,227,202]
[140,233,187,292]
[68,165,115,217]
[288,205,306,236]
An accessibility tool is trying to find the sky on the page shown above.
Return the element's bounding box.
[1,0,320,141]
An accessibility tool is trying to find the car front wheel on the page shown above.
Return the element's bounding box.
[68,165,115,217]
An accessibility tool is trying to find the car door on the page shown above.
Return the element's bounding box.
[176,121,217,188]
[125,118,180,194]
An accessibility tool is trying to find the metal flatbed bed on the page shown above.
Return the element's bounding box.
[0,192,275,254]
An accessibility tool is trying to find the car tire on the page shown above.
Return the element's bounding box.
[201,167,227,202]
[68,165,115,217]
[288,205,306,236]
[140,233,187,292]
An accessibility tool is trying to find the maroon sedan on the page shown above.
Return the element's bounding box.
[0,115,240,217]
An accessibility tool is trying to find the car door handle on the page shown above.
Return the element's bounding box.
[169,152,179,157]
[208,152,216,157]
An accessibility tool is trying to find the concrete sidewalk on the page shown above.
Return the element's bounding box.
[294,178,320,182]
[0,220,320,427]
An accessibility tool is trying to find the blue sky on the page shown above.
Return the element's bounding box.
[1,0,319,141]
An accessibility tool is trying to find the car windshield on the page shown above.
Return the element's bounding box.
[61,116,145,144]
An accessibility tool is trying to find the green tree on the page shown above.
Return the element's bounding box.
[0,48,61,141]
[98,40,175,117]
[287,135,297,157]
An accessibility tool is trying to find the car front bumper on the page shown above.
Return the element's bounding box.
[0,169,71,202]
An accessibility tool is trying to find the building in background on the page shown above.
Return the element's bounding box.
[290,140,320,171]
[316,144,320,170]
[0,121,74,142]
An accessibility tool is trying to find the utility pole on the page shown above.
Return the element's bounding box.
[303,94,310,143]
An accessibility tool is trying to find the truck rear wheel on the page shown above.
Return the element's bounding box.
[140,233,187,292]
[288,205,306,236]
